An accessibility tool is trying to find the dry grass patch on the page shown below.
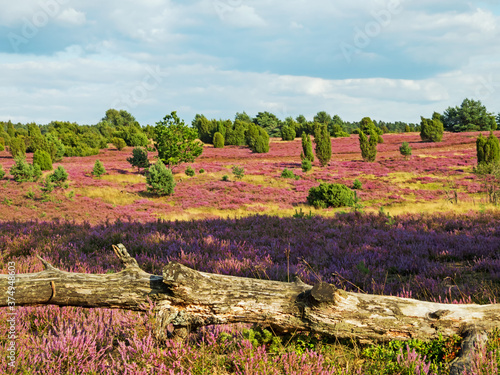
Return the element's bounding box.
[101,173,146,185]
[75,187,139,206]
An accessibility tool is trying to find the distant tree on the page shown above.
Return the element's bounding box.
[443,98,496,132]
[420,114,444,142]
[476,132,500,165]
[111,137,127,151]
[359,131,377,162]
[300,133,314,162]
[185,166,195,177]
[45,133,65,162]
[245,123,269,153]
[0,137,4,152]
[314,111,332,127]
[360,117,383,143]
[331,115,349,138]
[281,124,296,141]
[10,157,41,182]
[225,120,247,146]
[146,159,175,196]
[232,165,244,180]
[155,111,203,168]
[253,112,281,137]
[405,125,412,133]
[213,132,225,148]
[192,114,215,144]
[314,123,332,167]
[234,111,253,123]
[49,166,69,188]
[7,121,15,139]
[301,159,312,172]
[26,123,47,153]
[127,147,150,173]
[33,150,52,171]
[92,160,106,178]
[399,142,412,160]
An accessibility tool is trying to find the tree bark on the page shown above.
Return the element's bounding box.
[1,244,498,351]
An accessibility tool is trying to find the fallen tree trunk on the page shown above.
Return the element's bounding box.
[1,244,498,369]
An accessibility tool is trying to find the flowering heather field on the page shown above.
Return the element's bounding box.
[0,131,493,223]
[1,131,500,373]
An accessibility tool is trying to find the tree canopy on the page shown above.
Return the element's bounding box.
[443,98,497,132]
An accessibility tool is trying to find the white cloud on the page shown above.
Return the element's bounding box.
[57,8,87,26]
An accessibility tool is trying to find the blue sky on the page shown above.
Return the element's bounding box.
[1,0,499,126]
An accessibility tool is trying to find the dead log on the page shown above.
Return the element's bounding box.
[1,244,498,352]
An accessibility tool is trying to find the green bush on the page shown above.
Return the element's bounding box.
[127,147,150,172]
[281,125,296,141]
[199,168,205,174]
[399,142,412,160]
[0,137,4,152]
[146,159,175,196]
[64,144,99,157]
[232,166,244,180]
[281,168,295,179]
[301,133,314,162]
[213,132,225,148]
[477,132,500,165]
[185,166,195,177]
[254,135,269,153]
[420,114,444,142]
[222,174,229,182]
[9,137,26,158]
[353,179,362,190]
[92,160,106,178]
[307,183,355,208]
[10,157,41,182]
[301,159,312,172]
[359,131,378,162]
[33,150,53,171]
[314,123,332,167]
[0,164,4,180]
[112,137,127,151]
[45,133,65,162]
[49,166,69,188]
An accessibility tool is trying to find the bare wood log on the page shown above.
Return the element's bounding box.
[1,244,498,349]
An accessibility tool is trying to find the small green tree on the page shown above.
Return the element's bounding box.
[281,168,295,179]
[232,166,244,180]
[0,164,5,180]
[399,142,412,160]
[359,131,377,162]
[420,114,444,142]
[213,132,225,148]
[254,136,269,153]
[307,183,355,208]
[92,160,106,178]
[0,137,4,152]
[33,150,53,171]
[314,123,331,167]
[185,166,195,177]
[301,133,314,162]
[112,137,127,151]
[127,147,150,173]
[146,159,175,196]
[49,166,69,188]
[10,157,41,182]
[477,132,500,165]
[301,159,312,172]
[281,125,296,141]
[155,111,203,168]
[45,133,65,162]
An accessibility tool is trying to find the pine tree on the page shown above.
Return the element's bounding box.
[92,160,106,178]
[33,149,52,171]
[399,142,412,160]
[127,147,150,173]
[314,123,332,167]
[146,159,175,196]
[213,132,225,148]
[477,132,500,165]
[420,114,444,142]
[359,131,377,162]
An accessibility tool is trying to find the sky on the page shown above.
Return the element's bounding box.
[0,0,499,126]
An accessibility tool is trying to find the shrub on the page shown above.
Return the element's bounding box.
[281,168,295,179]
[353,179,362,190]
[307,183,355,208]
[254,135,269,153]
[9,137,26,158]
[281,125,296,141]
[314,123,331,167]
[301,133,314,162]
[45,133,65,162]
[222,174,229,182]
[49,166,69,188]
[111,137,127,151]
[185,166,195,177]
[477,132,500,165]
[213,132,225,148]
[33,150,53,171]
[0,164,4,180]
[232,166,244,180]
[146,159,175,196]
[420,114,444,142]
[92,160,106,178]
[399,142,412,160]
[301,159,312,172]
[40,177,54,196]
[199,168,205,174]
[0,137,4,152]
[10,157,41,182]
[359,131,378,162]
[127,147,150,172]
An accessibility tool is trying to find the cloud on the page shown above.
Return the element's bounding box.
[57,8,87,26]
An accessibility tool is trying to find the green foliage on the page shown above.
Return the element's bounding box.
[127,147,150,172]
[476,132,500,165]
[353,179,362,190]
[221,174,229,182]
[253,111,281,137]
[0,164,4,180]
[9,137,26,158]
[420,114,444,142]
[232,166,244,180]
[362,334,462,374]
[443,98,497,132]
[254,135,269,153]
[146,159,175,196]
[359,131,378,162]
[49,166,69,188]
[91,160,106,178]
[301,159,312,172]
[111,137,127,151]
[33,150,52,171]
[45,133,65,162]
[241,327,282,353]
[307,183,355,208]
[185,166,195,177]
[405,124,412,132]
[293,208,315,219]
[246,123,270,153]
[155,111,203,168]
[301,133,314,162]
[26,123,47,153]
[474,161,500,205]
[281,168,295,179]
[40,177,55,200]
[360,117,383,143]
[213,132,225,148]
[10,157,41,182]
[314,123,331,167]
[280,124,296,141]
[0,137,4,152]
[199,168,205,174]
[399,142,412,160]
